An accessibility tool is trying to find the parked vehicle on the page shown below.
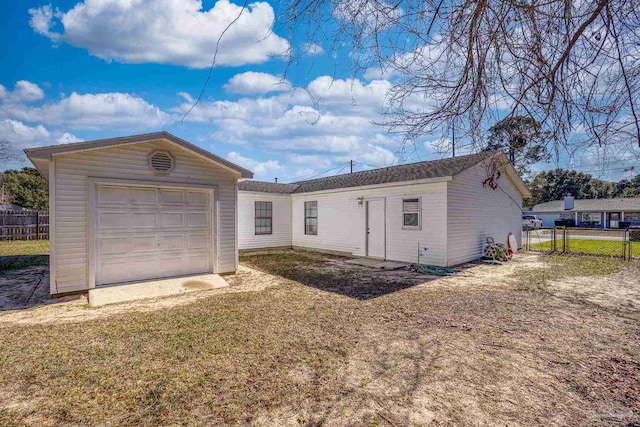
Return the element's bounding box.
[522,215,543,230]
[554,218,576,227]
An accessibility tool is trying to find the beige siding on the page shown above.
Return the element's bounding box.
[291,181,448,265]
[446,162,523,266]
[53,139,238,294]
[238,192,292,249]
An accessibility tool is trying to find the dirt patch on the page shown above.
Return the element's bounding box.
[0,265,281,326]
[549,264,640,316]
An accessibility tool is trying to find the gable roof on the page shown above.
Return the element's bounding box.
[24,131,253,179]
[239,151,530,196]
[530,198,640,212]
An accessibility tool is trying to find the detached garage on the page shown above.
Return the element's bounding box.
[25,132,253,297]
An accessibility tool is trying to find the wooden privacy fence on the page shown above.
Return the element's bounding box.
[0,210,49,240]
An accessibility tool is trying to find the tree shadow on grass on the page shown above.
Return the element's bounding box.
[240,250,442,300]
[0,258,63,311]
[0,255,49,272]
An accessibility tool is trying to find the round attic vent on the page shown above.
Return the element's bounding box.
[149,150,175,173]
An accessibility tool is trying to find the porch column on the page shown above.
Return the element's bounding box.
[622,212,625,221]
[604,211,607,229]
[575,211,578,226]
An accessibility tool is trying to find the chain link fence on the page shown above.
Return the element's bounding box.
[523,227,639,261]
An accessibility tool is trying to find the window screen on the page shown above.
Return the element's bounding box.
[305,201,318,235]
[403,198,420,228]
[255,201,272,235]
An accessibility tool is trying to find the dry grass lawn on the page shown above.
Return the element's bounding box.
[0,250,638,426]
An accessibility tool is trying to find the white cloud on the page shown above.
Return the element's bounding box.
[227,151,285,179]
[0,120,50,147]
[56,132,84,144]
[28,4,56,37]
[303,43,324,55]
[0,119,84,169]
[333,0,402,31]
[224,72,290,95]
[178,75,403,178]
[29,0,289,68]
[5,92,170,130]
[0,81,45,103]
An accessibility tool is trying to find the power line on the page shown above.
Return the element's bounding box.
[280,162,351,183]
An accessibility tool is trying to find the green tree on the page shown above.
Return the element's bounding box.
[615,174,640,197]
[618,187,639,197]
[486,116,551,176]
[1,167,49,210]
[527,169,597,205]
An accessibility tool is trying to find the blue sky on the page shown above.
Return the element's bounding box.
[0,0,637,182]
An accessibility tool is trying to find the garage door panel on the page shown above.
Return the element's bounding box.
[187,191,207,207]
[159,234,184,251]
[158,254,186,276]
[185,253,210,271]
[131,188,157,205]
[188,233,209,249]
[97,258,132,284]
[98,186,129,205]
[129,257,158,277]
[161,212,184,227]
[98,211,129,229]
[160,189,183,205]
[187,212,208,227]
[132,212,157,228]
[95,184,212,286]
[97,236,130,255]
[131,235,157,253]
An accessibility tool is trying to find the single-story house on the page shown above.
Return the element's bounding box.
[527,196,640,228]
[238,151,531,266]
[25,132,253,297]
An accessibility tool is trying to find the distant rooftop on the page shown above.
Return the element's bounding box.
[238,151,496,194]
[530,198,640,212]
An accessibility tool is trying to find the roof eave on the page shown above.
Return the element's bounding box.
[24,131,253,179]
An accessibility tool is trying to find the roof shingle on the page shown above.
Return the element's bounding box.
[239,151,496,194]
[237,180,300,194]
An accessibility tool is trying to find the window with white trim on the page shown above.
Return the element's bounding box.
[255,201,272,235]
[305,201,318,235]
[403,198,421,228]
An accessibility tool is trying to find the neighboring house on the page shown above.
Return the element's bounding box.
[25,132,252,297]
[528,196,640,228]
[239,151,531,266]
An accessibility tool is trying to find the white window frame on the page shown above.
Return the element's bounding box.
[402,197,422,230]
[254,201,273,235]
[304,201,318,235]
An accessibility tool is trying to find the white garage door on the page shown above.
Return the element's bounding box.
[94,184,212,286]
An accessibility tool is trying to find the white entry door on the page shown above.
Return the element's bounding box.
[94,184,212,286]
[366,199,385,259]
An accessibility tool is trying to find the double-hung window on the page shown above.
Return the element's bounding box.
[255,201,272,235]
[402,198,421,229]
[304,201,318,235]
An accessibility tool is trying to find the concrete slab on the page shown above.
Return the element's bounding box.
[344,258,410,270]
[88,274,229,307]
